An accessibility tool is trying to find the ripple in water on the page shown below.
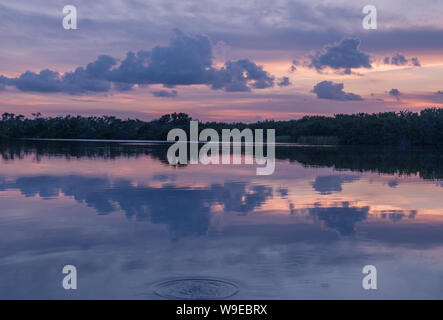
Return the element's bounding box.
[153,278,240,300]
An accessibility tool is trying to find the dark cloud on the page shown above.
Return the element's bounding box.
[389,88,401,100]
[436,91,443,95]
[384,53,421,67]
[411,57,421,67]
[0,75,9,91]
[62,68,114,94]
[152,90,178,97]
[0,30,275,95]
[277,77,291,87]
[7,57,115,94]
[313,81,363,101]
[309,38,371,74]
[85,55,119,77]
[385,54,407,66]
[109,30,214,86]
[289,59,298,73]
[210,59,274,92]
[12,69,65,93]
[113,82,135,92]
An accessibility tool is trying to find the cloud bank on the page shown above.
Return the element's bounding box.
[0,30,275,95]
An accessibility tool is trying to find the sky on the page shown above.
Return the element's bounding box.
[0,0,442,121]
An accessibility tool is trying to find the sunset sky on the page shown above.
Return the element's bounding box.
[0,0,442,121]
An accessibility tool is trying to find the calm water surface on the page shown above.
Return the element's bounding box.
[0,141,442,299]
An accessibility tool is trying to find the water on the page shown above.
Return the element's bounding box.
[0,140,442,299]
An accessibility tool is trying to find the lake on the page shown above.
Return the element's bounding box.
[0,140,442,299]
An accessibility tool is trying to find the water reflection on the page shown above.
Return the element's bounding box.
[1,140,443,179]
[312,175,360,195]
[0,172,426,238]
[0,140,442,299]
[0,175,274,238]
[308,202,369,236]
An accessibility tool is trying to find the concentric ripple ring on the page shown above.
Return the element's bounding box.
[153,278,240,300]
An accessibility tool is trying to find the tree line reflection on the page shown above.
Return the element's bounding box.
[1,140,442,179]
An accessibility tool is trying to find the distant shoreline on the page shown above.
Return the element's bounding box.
[19,138,336,147]
[1,109,442,146]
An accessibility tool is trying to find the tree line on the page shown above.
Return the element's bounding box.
[0,108,442,146]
